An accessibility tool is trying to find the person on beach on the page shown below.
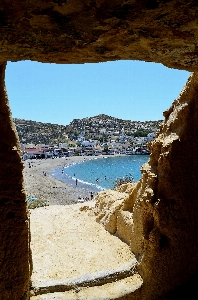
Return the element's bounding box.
[90,192,94,200]
[76,178,78,186]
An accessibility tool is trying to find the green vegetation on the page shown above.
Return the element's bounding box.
[13,118,67,145]
[114,174,134,188]
[103,144,109,153]
[133,129,150,137]
[27,199,48,209]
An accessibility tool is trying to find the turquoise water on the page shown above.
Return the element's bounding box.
[52,155,149,192]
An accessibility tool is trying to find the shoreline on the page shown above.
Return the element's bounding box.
[50,156,110,193]
[23,155,118,206]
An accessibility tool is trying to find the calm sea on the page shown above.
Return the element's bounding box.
[52,155,149,192]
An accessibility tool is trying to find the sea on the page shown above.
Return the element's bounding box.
[52,155,149,193]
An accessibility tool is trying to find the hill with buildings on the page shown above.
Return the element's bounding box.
[13,115,162,146]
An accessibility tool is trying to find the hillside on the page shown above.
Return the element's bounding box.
[13,118,68,145]
[13,115,163,145]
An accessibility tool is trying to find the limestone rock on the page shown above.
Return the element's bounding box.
[114,182,136,194]
[95,72,198,299]
[93,183,136,246]
[94,190,127,234]
[116,210,133,246]
[0,1,197,71]
[135,72,198,299]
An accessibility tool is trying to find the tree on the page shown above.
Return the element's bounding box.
[103,144,109,153]
[133,129,149,137]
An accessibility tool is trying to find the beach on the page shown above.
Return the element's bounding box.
[27,156,141,298]
[23,156,105,206]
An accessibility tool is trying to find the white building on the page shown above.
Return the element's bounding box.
[81,141,94,147]
[146,133,155,142]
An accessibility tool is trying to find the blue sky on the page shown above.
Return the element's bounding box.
[5,60,190,126]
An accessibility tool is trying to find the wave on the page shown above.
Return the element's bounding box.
[71,176,105,191]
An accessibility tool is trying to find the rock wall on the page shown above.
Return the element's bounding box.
[0,63,30,300]
[0,0,198,71]
[132,72,198,299]
[94,72,198,299]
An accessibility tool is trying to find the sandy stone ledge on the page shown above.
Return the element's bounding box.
[30,203,136,284]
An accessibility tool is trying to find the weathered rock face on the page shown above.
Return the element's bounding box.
[95,72,198,299]
[94,190,128,234]
[131,72,198,299]
[0,0,198,71]
[0,63,30,299]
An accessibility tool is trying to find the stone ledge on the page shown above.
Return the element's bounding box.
[31,274,143,300]
[31,259,138,296]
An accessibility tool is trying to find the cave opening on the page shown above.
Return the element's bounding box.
[1,60,192,298]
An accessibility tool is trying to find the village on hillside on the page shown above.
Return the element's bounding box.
[13,114,163,160]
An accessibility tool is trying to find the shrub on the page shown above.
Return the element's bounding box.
[114,174,134,189]
[27,199,48,209]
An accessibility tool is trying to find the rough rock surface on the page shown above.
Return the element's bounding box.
[0,63,30,299]
[0,0,197,71]
[94,190,128,234]
[94,72,198,299]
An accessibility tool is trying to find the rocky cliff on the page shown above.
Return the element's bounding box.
[94,72,198,299]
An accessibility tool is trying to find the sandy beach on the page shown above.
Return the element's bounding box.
[23,155,105,206]
[25,155,142,299]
